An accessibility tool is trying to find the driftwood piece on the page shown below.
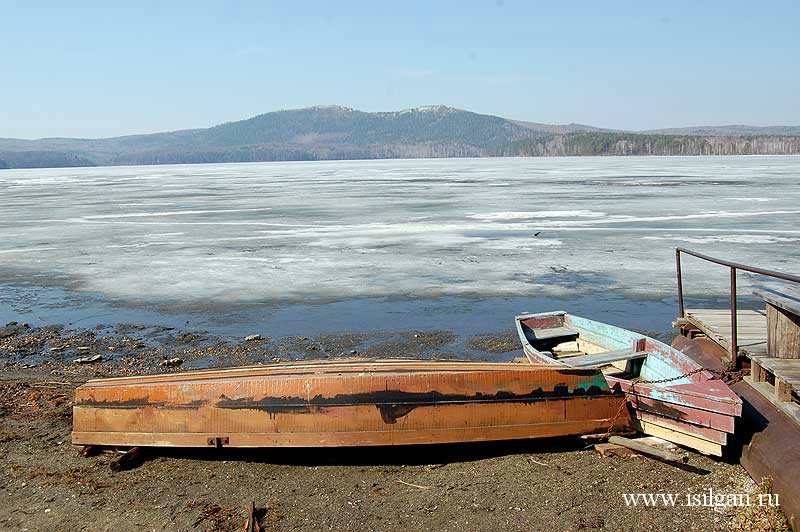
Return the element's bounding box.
[608,436,689,464]
[594,442,638,458]
[395,479,432,490]
[244,501,262,532]
[79,445,100,458]
[110,446,145,472]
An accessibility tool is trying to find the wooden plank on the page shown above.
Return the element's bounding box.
[740,347,770,356]
[567,350,648,368]
[745,379,800,426]
[694,332,767,339]
[694,313,766,320]
[634,436,681,450]
[73,417,624,448]
[686,308,766,316]
[752,357,800,371]
[683,308,768,358]
[752,360,767,383]
[594,442,638,458]
[767,303,800,359]
[689,316,757,322]
[694,332,766,339]
[689,310,766,318]
[754,357,800,368]
[686,312,767,323]
[751,356,800,387]
[689,325,767,333]
[627,395,736,432]
[595,437,680,458]
[697,328,768,334]
[754,286,800,316]
[689,312,765,320]
[776,378,793,402]
[607,377,742,417]
[531,326,579,340]
[703,336,768,344]
[686,314,766,324]
[633,419,723,456]
[690,324,766,332]
[692,323,767,334]
[762,372,800,382]
[698,317,768,325]
[635,411,727,445]
[608,435,689,463]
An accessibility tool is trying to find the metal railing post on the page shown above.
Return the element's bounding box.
[676,249,685,318]
[730,267,738,368]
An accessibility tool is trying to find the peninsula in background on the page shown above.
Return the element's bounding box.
[2,105,799,169]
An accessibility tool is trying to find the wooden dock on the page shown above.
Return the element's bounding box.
[673,248,800,525]
[679,308,768,357]
[678,307,800,424]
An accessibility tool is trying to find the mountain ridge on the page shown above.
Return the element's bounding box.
[1,105,799,168]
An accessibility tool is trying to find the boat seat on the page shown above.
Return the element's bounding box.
[567,349,649,368]
[531,326,579,341]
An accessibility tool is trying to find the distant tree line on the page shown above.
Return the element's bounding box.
[110,143,487,166]
[3,133,800,169]
[505,133,800,157]
[0,151,95,168]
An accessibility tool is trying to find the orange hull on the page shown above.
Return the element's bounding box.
[72,360,631,448]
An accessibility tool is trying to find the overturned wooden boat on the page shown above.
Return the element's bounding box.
[515,311,742,456]
[72,359,631,448]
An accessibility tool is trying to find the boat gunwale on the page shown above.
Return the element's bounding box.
[77,359,601,389]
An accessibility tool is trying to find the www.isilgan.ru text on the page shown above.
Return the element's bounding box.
[623,488,779,512]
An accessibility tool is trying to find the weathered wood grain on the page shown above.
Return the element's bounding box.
[767,303,800,359]
[684,309,768,357]
[73,360,631,448]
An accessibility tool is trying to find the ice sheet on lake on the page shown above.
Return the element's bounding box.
[0,156,798,305]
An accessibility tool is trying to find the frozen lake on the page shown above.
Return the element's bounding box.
[1,156,798,335]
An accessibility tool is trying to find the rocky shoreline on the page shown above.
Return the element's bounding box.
[0,320,498,380]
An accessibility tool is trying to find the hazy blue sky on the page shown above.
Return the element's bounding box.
[2,0,798,138]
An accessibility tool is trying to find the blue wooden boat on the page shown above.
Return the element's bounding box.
[515,311,742,455]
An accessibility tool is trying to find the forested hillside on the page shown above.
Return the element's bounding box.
[1,106,798,168]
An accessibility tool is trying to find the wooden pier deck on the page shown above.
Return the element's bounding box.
[680,308,768,357]
[678,307,800,423]
[673,249,800,525]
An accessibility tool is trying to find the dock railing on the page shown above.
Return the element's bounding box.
[675,247,800,367]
